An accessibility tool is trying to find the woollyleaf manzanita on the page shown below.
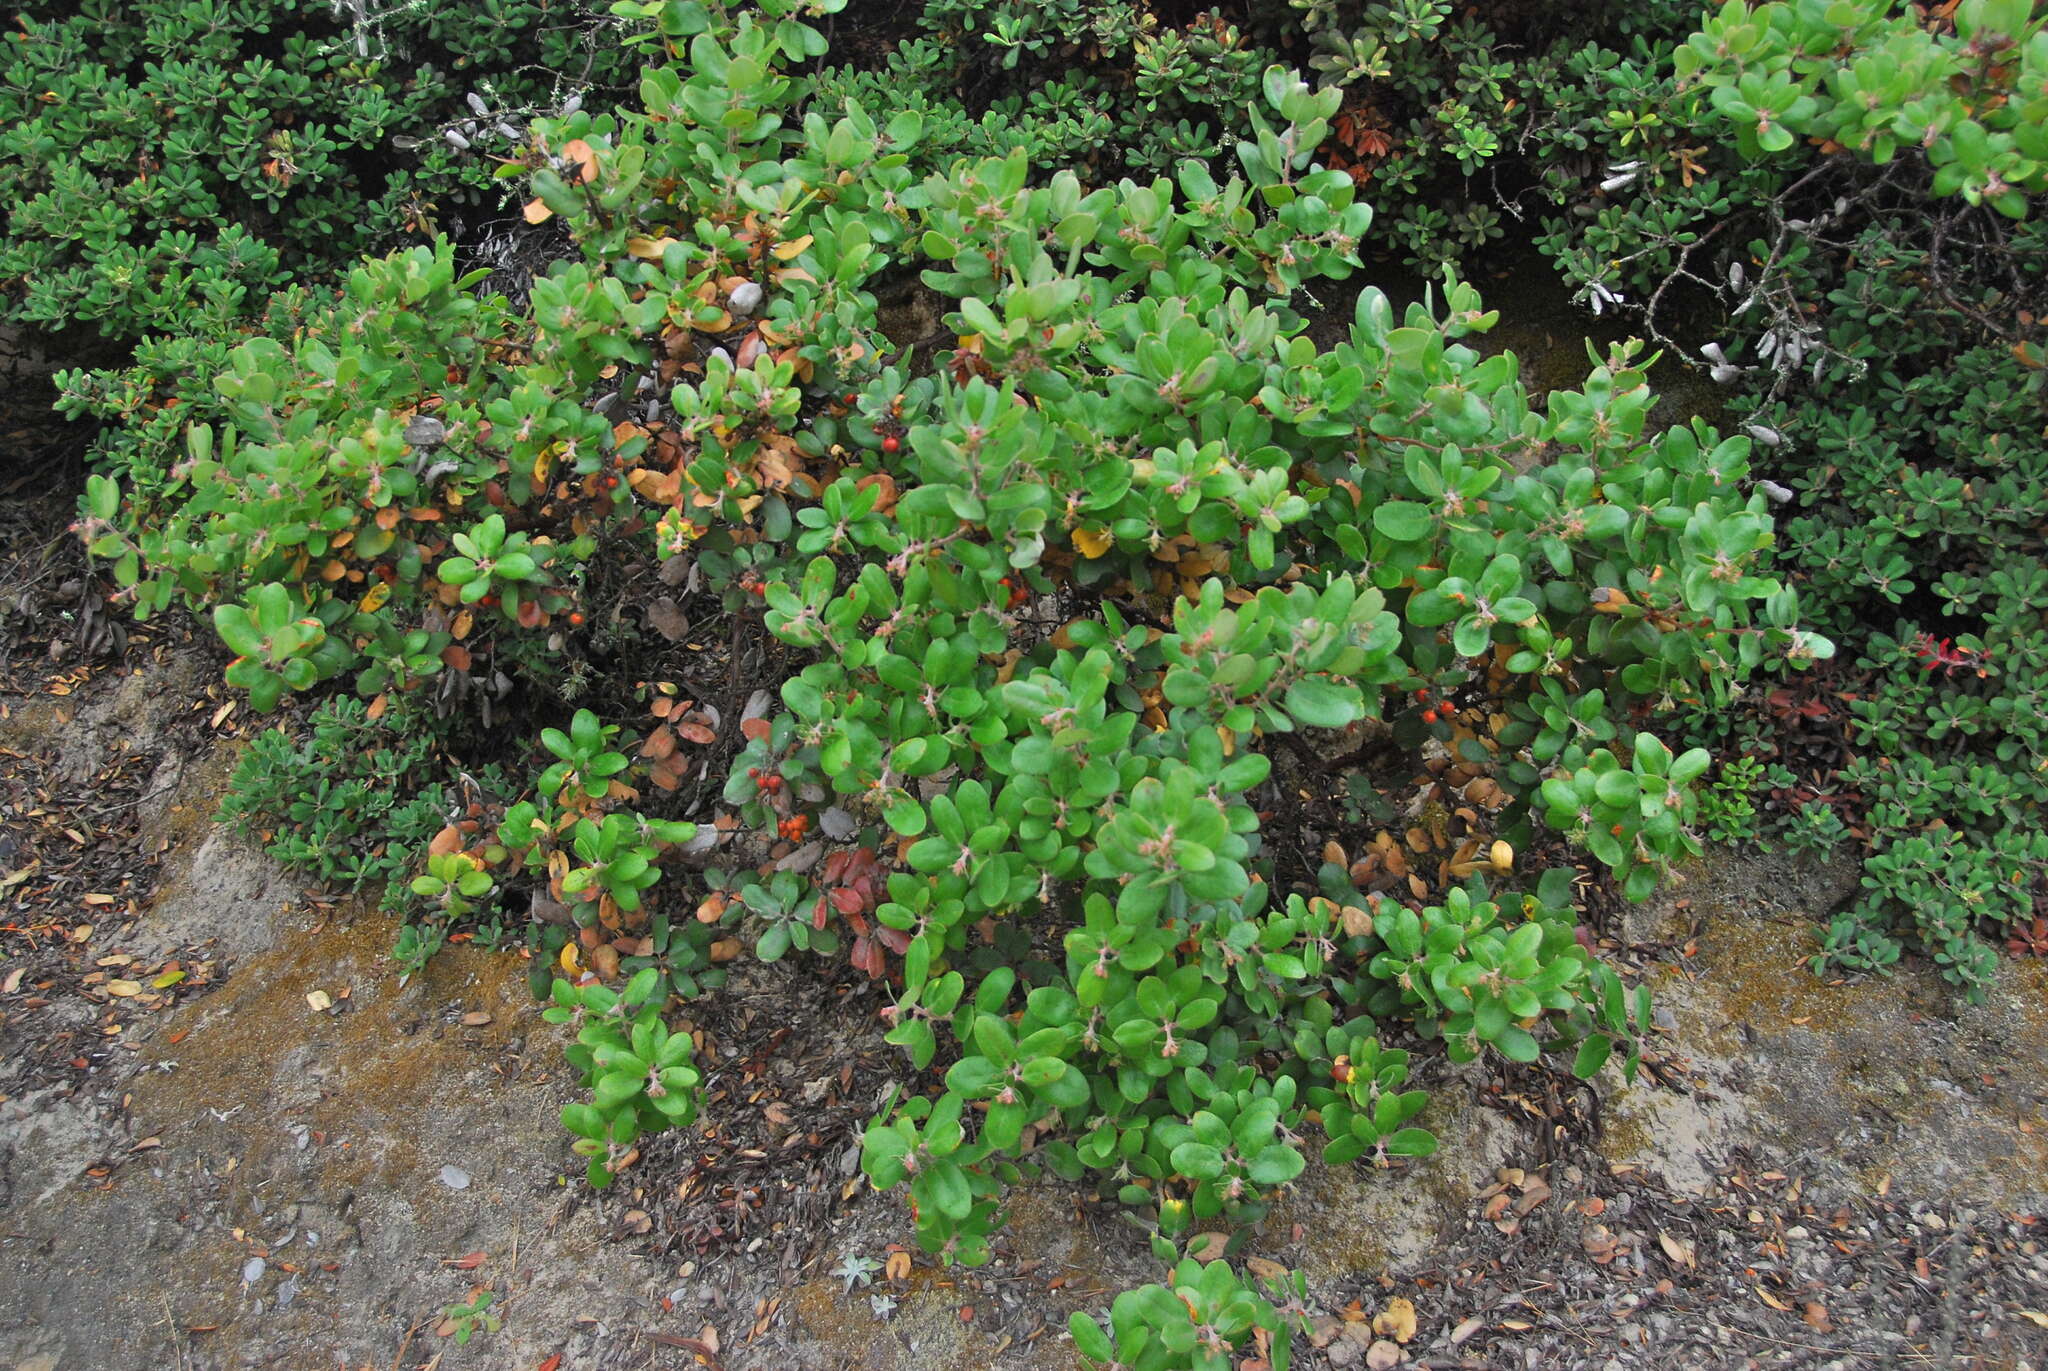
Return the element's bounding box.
[77,2,1838,1365]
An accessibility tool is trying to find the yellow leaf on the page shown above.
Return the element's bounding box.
[2018,1310,2048,1328]
[1372,1297,1417,1344]
[1072,525,1113,559]
[152,969,187,989]
[106,979,143,998]
[359,581,391,614]
[626,235,678,260]
[770,233,814,261]
[559,942,581,974]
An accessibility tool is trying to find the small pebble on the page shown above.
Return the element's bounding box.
[440,1164,472,1191]
[242,1257,266,1284]
[728,281,763,315]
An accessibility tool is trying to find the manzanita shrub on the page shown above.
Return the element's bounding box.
[77,0,1833,1361]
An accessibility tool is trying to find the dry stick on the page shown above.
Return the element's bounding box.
[160,1290,191,1371]
[388,1314,428,1371]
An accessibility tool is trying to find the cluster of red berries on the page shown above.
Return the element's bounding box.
[777,814,809,841]
[997,576,1029,609]
[746,766,783,793]
[1413,686,1453,725]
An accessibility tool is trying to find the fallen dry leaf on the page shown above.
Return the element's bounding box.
[884,1251,911,1281]
[1658,1230,1695,1268]
[305,990,333,1012]
[2017,1309,2048,1329]
[1373,1297,1417,1344]
[461,1011,494,1027]
[1187,1232,1229,1262]
[1365,1337,1405,1370]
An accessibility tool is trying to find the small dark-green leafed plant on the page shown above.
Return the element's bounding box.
[2,0,638,343]
[1695,754,1765,848]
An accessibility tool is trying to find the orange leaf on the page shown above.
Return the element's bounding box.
[522,197,554,225]
[560,139,598,183]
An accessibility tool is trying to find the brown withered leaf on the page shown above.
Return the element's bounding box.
[646,597,689,641]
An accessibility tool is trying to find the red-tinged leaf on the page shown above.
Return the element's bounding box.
[428,824,465,856]
[850,936,887,979]
[677,723,717,745]
[740,717,772,742]
[641,728,677,759]
[876,926,912,955]
[811,896,830,931]
[828,886,866,915]
[535,1356,563,1371]
[442,644,473,672]
[443,1251,488,1270]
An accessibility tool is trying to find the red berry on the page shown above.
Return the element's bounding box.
[844,393,859,404]
[1422,709,1439,724]
[881,434,901,454]
[568,611,585,625]
[1414,688,1429,701]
